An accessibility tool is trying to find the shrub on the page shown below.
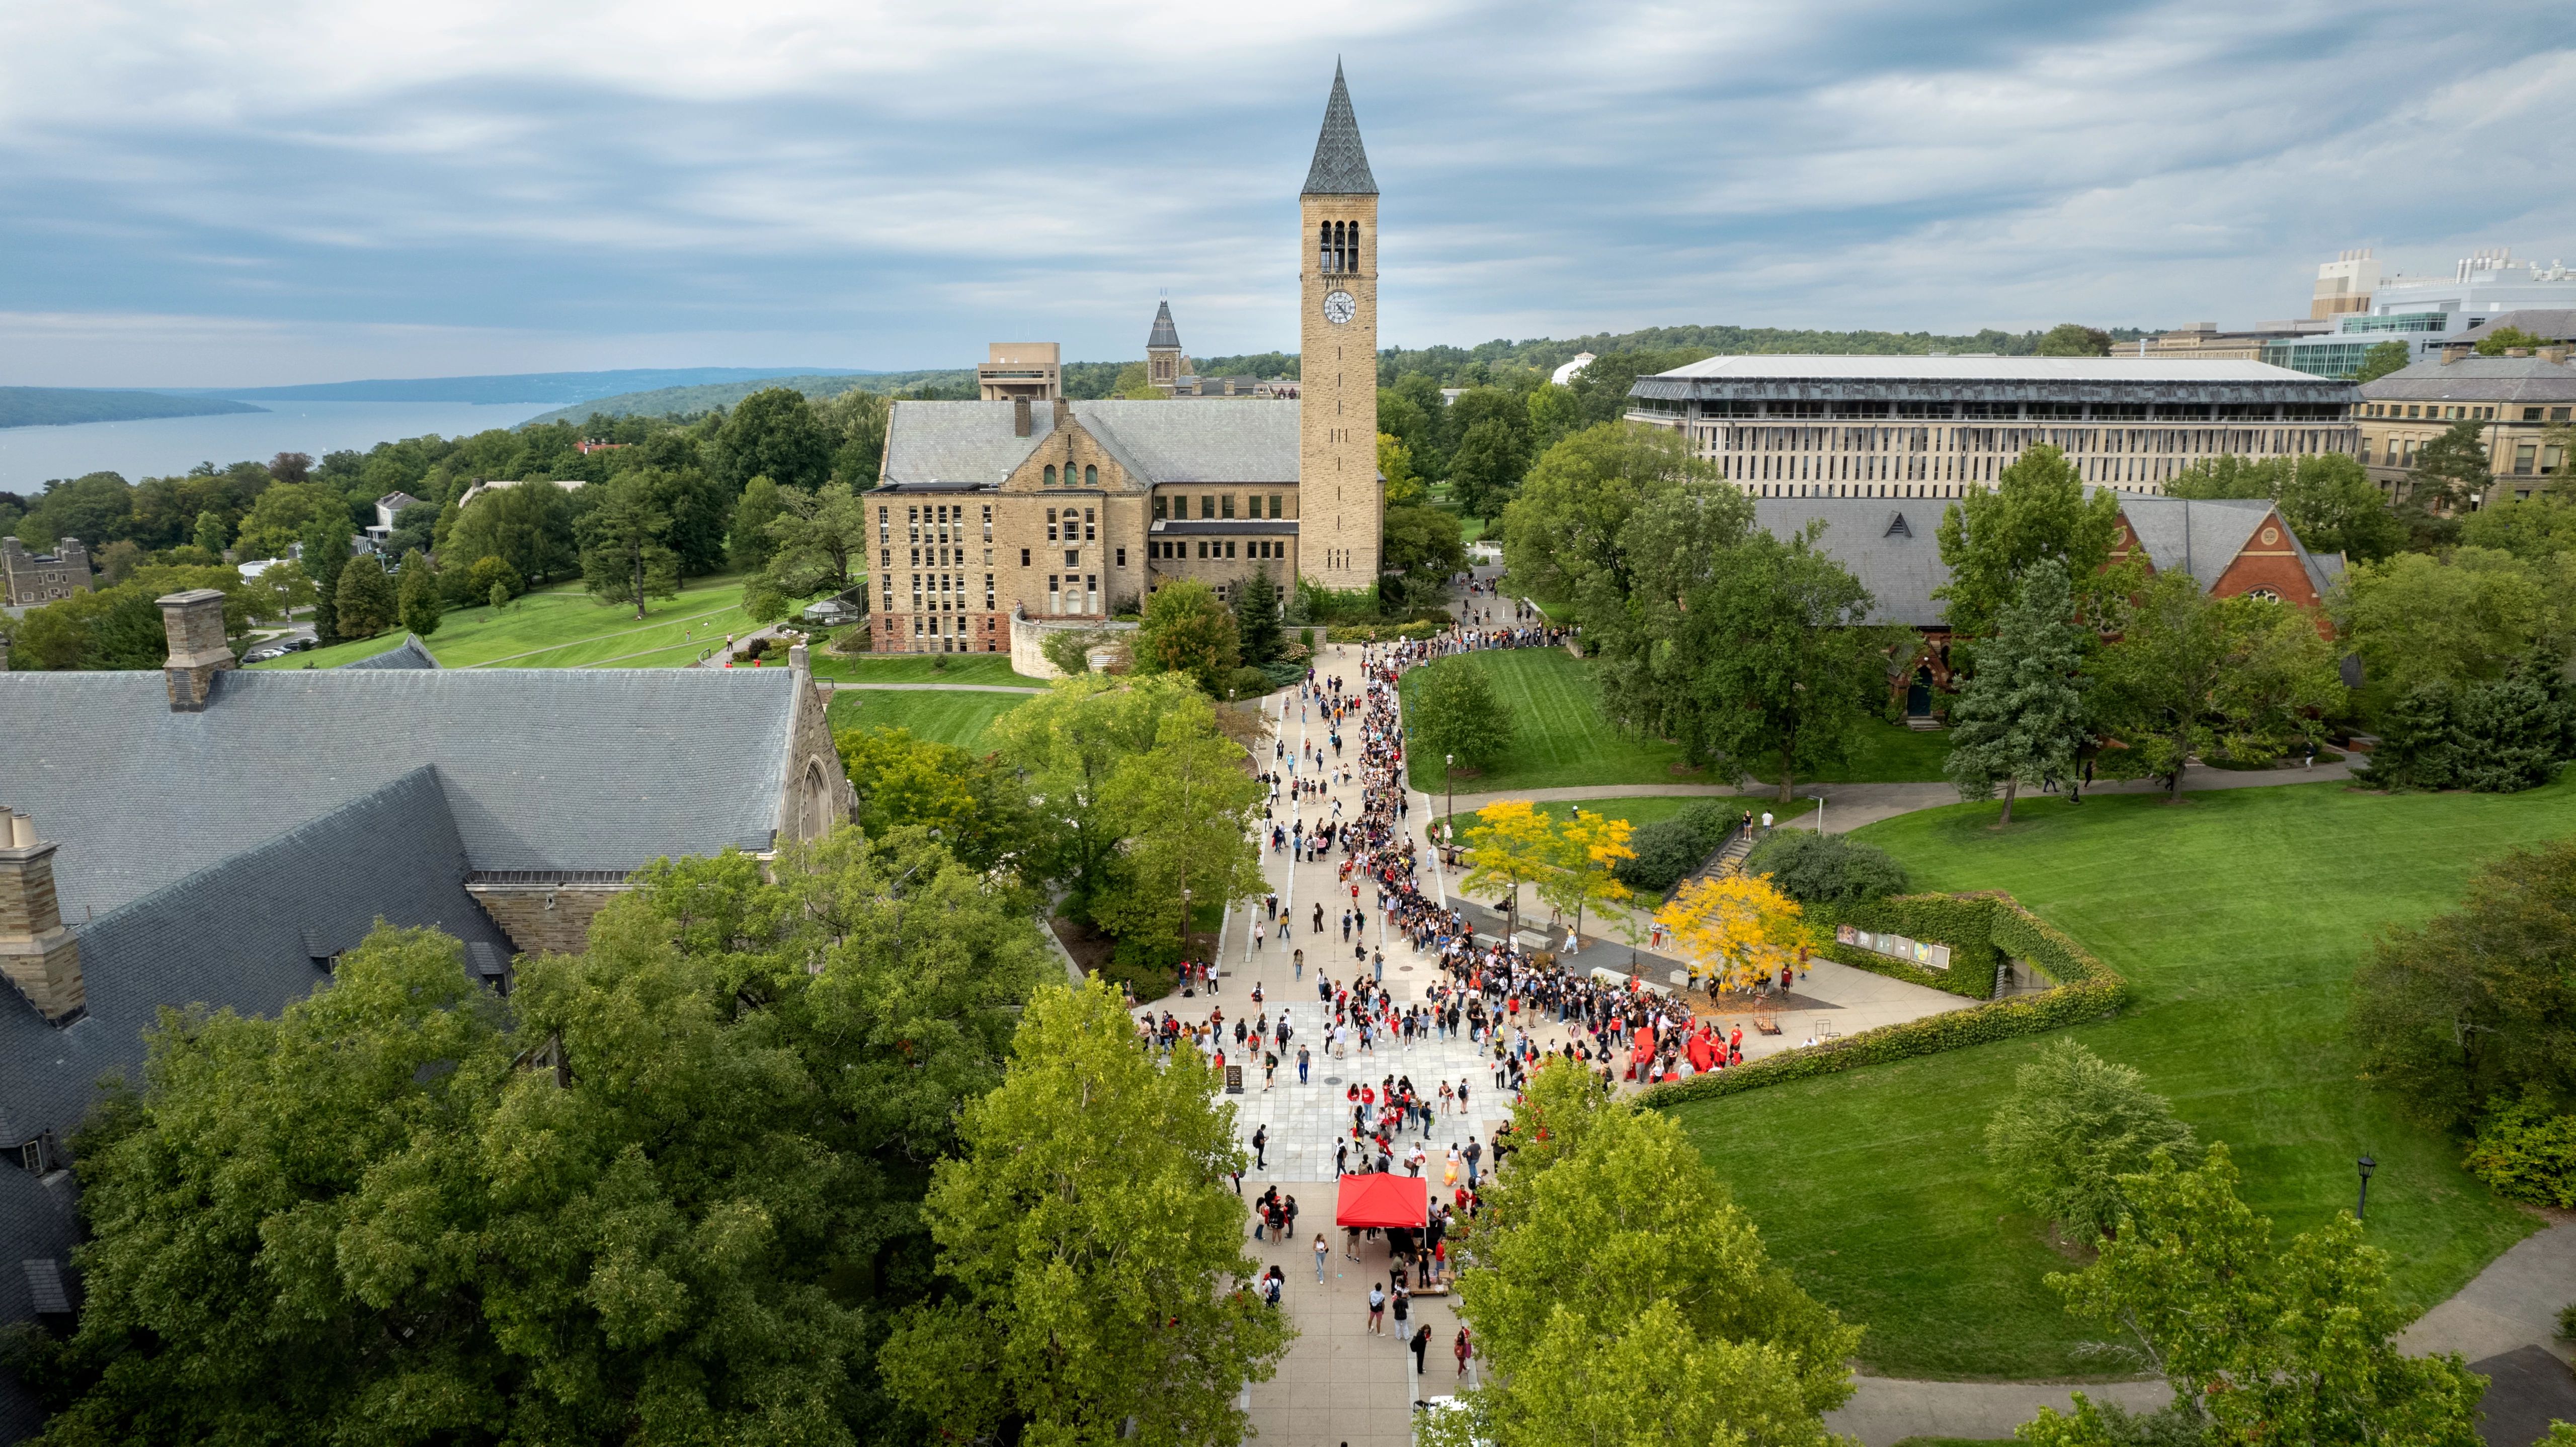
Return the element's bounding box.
[2559,1302,2576,1342]
[1615,802,1739,894]
[1983,1038,2197,1240]
[1744,831,1909,908]
[1225,665,1272,700]
[2463,1101,2576,1208]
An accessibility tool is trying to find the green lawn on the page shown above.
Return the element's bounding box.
[249,575,756,670]
[1666,778,2576,1380]
[823,688,1032,750]
[1405,651,1698,794]
[807,653,1043,686]
[1744,718,1954,785]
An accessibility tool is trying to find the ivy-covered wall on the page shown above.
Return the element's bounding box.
[1813,894,2006,999]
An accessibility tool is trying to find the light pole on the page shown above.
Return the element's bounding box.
[1179,886,1193,957]
[2356,1155,2377,1221]
[1445,753,1455,847]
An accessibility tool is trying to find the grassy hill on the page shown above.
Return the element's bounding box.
[0,388,264,430]
[250,575,758,670]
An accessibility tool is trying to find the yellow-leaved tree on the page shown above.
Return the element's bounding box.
[1656,873,1813,993]
[1461,799,1558,941]
[1538,808,1636,949]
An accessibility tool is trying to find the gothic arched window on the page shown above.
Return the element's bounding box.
[1319,221,1332,273]
[1085,464,1098,487]
[1043,464,1057,486]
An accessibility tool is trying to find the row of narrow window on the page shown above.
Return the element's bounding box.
[1150,539,1285,560]
[1043,464,1096,487]
[1157,494,1287,520]
[1319,219,1362,274]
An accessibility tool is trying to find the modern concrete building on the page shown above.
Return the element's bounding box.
[2266,249,2576,378]
[2357,350,2575,502]
[1626,356,2359,499]
[977,343,1061,403]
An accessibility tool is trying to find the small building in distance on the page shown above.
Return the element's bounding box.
[0,536,91,608]
[2357,350,2575,502]
[452,476,586,512]
[978,343,1062,403]
[1552,352,1596,386]
[1628,356,2359,498]
[363,491,427,548]
[2266,249,2576,378]
[1144,301,1296,399]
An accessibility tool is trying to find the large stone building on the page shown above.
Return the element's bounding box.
[0,537,91,608]
[0,592,851,1436]
[2357,350,2575,502]
[1627,356,2360,498]
[866,65,1384,655]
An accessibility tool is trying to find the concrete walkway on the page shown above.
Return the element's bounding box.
[815,680,1044,694]
[1825,1375,2170,1445]
[2400,1221,2576,1365]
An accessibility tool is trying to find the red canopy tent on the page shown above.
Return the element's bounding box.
[1334,1171,1428,1229]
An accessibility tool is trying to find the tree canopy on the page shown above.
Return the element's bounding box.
[1935,444,2127,644]
[1134,579,1241,697]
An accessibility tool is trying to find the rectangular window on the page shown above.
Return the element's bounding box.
[1020,548,1031,566]
[1221,494,1236,519]
[985,574,995,609]
[1154,496,1168,520]
[2556,408,2573,423]
[1226,540,1237,558]
[1115,546,1126,567]
[1197,540,1209,559]
[1268,494,1282,518]
[1046,508,1057,542]
[1065,549,1079,567]
[1084,508,1095,541]
[1201,495,1216,519]
[2359,439,2373,464]
[879,507,890,543]
[1087,575,1099,613]
[2516,443,2538,475]
[982,505,992,540]
[2544,446,2565,475]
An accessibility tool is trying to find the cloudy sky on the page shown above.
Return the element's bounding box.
[4,0,2573,387]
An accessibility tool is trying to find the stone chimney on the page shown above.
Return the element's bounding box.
[1013,395,1032,438]
[1053,397,1072,430]
[788,641,811,673]
[2541,346,2571,365]
[156,588,234,712]
[0,811,84,1025]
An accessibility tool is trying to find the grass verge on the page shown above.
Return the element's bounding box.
[1744,718,1955,785]
[248,575,754,670]
[823,688,1032,750]
[1403,651,1697,794]
[807,653,1043,686]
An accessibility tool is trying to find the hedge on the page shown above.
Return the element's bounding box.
[1326,619,1448,643]
[1811,894,2005,1000]
[1642,891,2128,1107]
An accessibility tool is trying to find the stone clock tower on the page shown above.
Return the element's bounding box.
[1299,63,1380,593]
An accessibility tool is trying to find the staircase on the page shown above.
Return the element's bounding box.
[1681,826,1756,890]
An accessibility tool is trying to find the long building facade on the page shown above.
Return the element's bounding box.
[1627,356,2361,499]
[866,65,1383,654]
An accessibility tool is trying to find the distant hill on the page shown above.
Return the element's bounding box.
[0,387,266,430]
[522,369,976,427]
[162,367,854,406]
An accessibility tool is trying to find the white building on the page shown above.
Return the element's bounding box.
[1551,352,1595,386]
[2267,248,2576,378]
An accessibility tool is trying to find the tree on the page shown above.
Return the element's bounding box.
[2328,547,2571,715]
[2349,838,2576,1130]
[835,725,1035,874]
[731,474,787,570]
[2475,325,2551,356]
[1983,1039,2197,1242]
[1233,564,1283,665]
[712,386,836,492]
[6,583,169,670]
[191,508,227,555]
[1092,704,1268,957]
[1525,380,1583,455]
[2035,323,2113,356]
[463,553,521,604]
[1738,832,1909,908]
[1408,658,1515,774]
[1461,799,1559,940]
[814,387,894,489]
[1536,808,1635,947]
[2087,572,2342,796]
[334,555,397,637]
[2461,493,2576,561]
[1378,431,1423,505]
[1134,579,1240,697]
[299,509,354,645]
[2350,654,2575,793]
[879,978,1291,1447]
[2277,453,2407,563]
[267,450,313,484]
[1379,501,1467,613]
[1448,417,1527,523]
[489,580,510,612]
[2352,340,2411,384]
[1657,873,1813,994]
[1945,561,2088,823]
[2406,419,2490,511]
[2029,1146,2485,1447]
[443,477,578,587]
[395,548,444,637]
[753,479,871,611]
[1500,422,1727,610]
[2165,455,2287,501]
[231,481,341,561]
[1425,1064,1858,1447]
[985,673,1200,916]
[578,469,680,619]
[1935,444,2128,643]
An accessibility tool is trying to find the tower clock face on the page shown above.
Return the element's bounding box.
[1322,290,1356,325]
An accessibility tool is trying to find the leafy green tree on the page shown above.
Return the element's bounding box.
[984,673,1198,915]
[1233,563,1283,665]
[731,474,787,570]
[578,469,680,619]
[488,580,510,612]
[13,471,134,551]
[2350,654,2575,793]
[6,583,168,670]
[2407,419,2490,511]
[750,479,871,618]
[231,481,342,561]
[2027,1146,2485,1447]
[1378,380,1441,477]
[462,553,520,604]
[1378,431,1423,505]
[1448,417,1527,523]
[1739,831,1910,907]
[298,509,354,645]
[1093,703,1268,954]
[2165,455,2287,500]
[880,978,1290,1447]
[191,508,227,556]
[2475,325,2551,356]
[2352,340,2411,384]
[814,387,894,489]
[1380,502,1467,612]
[1945,561,2088,823]
[1135,579,1241,696]
[2350,837,2576,1129]
[1983,1039,2197,1242]
[1936,444,2128,643]
[1501,422,1727,611]
[2462,494,2576,561]
[395,548,444,637]
[2167,454,2403,563]
[443,477,578,587]
[834,725,1035,874]
[1407,657,1515,774]
[712,386,836,492]
[1426,1062,1858,1447]
[334,555,397,637]
[1525,380,1584,455]
[2035,323,2113,356]
[662,468,732,579]
[2328,547,2574,716]
[2088,572,2343,795]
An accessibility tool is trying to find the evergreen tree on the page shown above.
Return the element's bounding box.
[577,470,680,620]
[1233,564,1283,665]
[395,548,444,637]
[298,511,354,645]
[1944,560,2087,823]
[333,555,396,638]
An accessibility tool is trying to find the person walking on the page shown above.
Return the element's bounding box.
[1455,1325,1473,1378]
[1252,1124,1269,1170]
[1314,1233,1329,1283]
[1366,1284,1387,1335]
[1410,1323,1432,1385]
[1464,1136,1483,1187]
[1297,1043,1311,1084]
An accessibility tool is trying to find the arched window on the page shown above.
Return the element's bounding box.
[1319,221,1332,273]
[1043,464,1056,486]
[1349,220,1361,274]
[1084,464,1098,487]
[801,761,833,840]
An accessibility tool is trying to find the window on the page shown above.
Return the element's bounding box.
[2544,446,2564,475]
[1065,549,1079,567]
[1084,508,1096,540]
[2526,407,2545,422]
[1085,464,1097,487]
[1221,494,1235,519]
[2359,439,2373,464]
[2405,405,2421,418]
[986,574,995,609]
[2243,587,2282,603]
[2556,408,2573,423]
[1225,540,1237,558]
[1197,540,1209,559]
[1046,508,1058,541]
[1201,495,1216,519]
[1020,548,1030,566]
[1269,493,1283,518]
[1154,496,1168,520]
[879,506,890,542]
[1043,464,1056,486]
[2516,443,2538,475]
[1115,546,1126,567]
[982,505,992,540]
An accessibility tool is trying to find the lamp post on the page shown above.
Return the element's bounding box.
[1445,753,1455,846]
[2356,1155,2377,1221]
[1179,886,1193,956]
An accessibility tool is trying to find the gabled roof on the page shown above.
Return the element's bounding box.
[1301,62,1378,197]
[1148,300,1181,350]
[2451,310,2576,348]
[342,633,440,670]
[879,400,1300,490]
[1753,499,1949,626]
[2360,356,2576,403]
[2116,496,2273,590]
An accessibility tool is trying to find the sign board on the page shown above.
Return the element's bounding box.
[1225,1065,1244,1094]
[1836,923,1951,971]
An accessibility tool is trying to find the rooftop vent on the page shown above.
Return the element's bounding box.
[1885,512,1913,539]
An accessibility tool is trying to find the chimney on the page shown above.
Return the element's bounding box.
[156,588,234,711]
[2541,346,2571,365]
[1014,395,1032,438]
[0,811,84,1025]
[788,641,811,673]
[1053,397,1071,430]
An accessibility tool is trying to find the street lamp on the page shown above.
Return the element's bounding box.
[1445,753,1455,847]
[2356,1155,2377,1221]
[1179,886,1193,956]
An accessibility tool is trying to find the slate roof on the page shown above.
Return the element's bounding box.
[2360,356,2576,404]
[342,633,440,670]
[0,668,801,923]
[879,400,1300,490]
[1660,355,2311,383]
[1148,301,1181,350]
[2451,310,2576,348]
[1301,62,1378,196]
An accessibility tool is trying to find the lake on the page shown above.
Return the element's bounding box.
[0,400,565,491]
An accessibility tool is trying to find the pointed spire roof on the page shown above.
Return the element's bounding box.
[1148,299,1181,350]
[1301,61,1378,196]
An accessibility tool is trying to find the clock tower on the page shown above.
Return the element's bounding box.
[1299,63,1380,594]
